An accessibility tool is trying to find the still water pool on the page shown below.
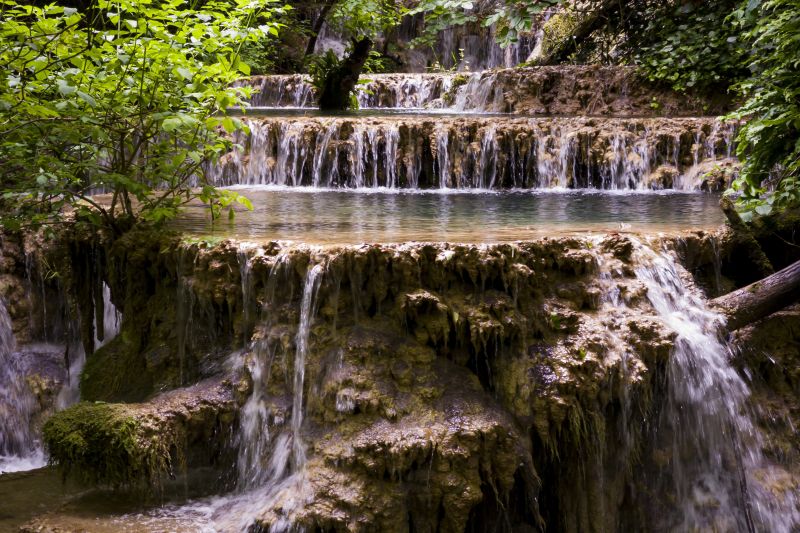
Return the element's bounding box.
[172,188,724,244]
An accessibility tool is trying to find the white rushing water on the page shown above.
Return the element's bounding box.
[240,72,511,112]
[0,280,121,473]
[210,116,736,191]
[633,243,799,532]
[0,299,45,473]
[136,259,327,532]
[57,282,120,409]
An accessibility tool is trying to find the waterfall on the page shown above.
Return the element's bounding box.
[211,116,736,191]
[93,282,121,351]
[179,258,328,532]
[633,243,800,531]
[0,299,44,473]
[289,264,324,472]
[239,73,504,112]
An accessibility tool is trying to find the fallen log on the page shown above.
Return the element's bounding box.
[713,259,800,330]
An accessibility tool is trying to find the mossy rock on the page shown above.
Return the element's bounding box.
[43,402,168,487]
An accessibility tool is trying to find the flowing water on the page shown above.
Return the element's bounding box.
[0,276,120,474]
[5,37,800,530]
[91,260,331,532]
[211,113,735,190]
[3,235,800,530]
[240,72,519,112]
[0,300,44,473]
[632,243,800,531]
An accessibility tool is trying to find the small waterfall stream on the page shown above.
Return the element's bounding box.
[633,243,799,531]
[0,299,43,473]
[151,256,328,532]
[0,275,121,473]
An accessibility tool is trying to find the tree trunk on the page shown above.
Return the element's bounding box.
[537,0,620,65]
[713,259,800,330]
[721,197,775,276]
[318,37,372,111]
[304,0,338,58]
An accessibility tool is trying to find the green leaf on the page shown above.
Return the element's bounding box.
[162,117,182,132]
[177,67,193,80]
[57,79,76,96]
[76,91,97,107]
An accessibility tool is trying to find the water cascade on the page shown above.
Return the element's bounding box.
[8,20,800,531]
[0,299,44,473]
[238,67,725,117]
[211,116,736,190]
[175,255,330,531]
[633,243,800,531]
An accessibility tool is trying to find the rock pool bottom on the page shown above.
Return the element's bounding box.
[0,467,225,532]
[171,189,725,244]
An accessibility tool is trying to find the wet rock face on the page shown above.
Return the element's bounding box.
[728,308,800,514]
[45,227,797,531]
[45,230,694,531]
[0,234,33,343]
[230,238,663,531]
[240,66,733,116]
[210,115,737,190]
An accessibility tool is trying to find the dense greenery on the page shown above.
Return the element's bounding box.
[728,0,800,219]
[0,0,286,233]
[624,0,800,218]
[631,1,749,93]
[411,0,560,50]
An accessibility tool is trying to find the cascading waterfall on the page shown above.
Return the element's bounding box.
[236,253,291,489]
[93,282,121,351]
[176,257,327,532]
[236,75,313,108]
[1,278,119,472]
[59,284,120,409]
[238,72,504,112]
[0,299,43,473]
[211,116,736,191]
[633,243,800,532]
[288,264,324,472]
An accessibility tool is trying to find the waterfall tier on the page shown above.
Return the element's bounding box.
[238,67,732,116]
[210,115,736,191]
[34,232,800,531]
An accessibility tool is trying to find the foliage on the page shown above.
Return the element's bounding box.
[238,34,279,75]
[362,50,393,74]
[410,0,560,50]
[727,0,800,219]
[482,0,560,46]
[631,1,750,92]
[410,0,477,49]
[307,49,341,94]
[326,0,405,39]
[0,0,285,234]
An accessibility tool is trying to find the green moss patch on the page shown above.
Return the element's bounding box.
[43,402,171,488]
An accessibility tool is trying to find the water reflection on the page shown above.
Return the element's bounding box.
[172,189,725,244]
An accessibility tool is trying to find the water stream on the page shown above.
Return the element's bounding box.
[633,243,799,531]
[210,114,735,190]
[0,299,44,473]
